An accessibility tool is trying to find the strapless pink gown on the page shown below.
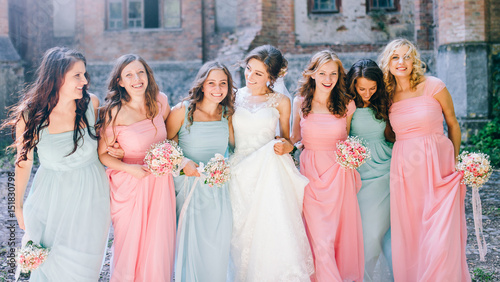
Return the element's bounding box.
[106,101,176,282]
[389,76,470,282]
[300,101,364,282]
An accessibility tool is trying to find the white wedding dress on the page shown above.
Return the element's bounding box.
[229,87,314,282]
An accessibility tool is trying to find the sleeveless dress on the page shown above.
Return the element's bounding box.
[23,101,111,281]
[389,76,470,281]
[350,107,393,281]
[174,102,232,282]
[229,87,314,282]
[299,100,364,282]
[106,99,176,282]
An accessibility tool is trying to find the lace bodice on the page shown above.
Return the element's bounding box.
[235,87,282,112]
[232,87,283,157]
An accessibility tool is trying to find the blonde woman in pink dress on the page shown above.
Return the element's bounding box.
[97,54,175,282]
[291,50,364,282]
[379,39,470,281]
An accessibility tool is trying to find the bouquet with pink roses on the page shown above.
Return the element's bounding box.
[144,139,184,176]
[335,136,371,169]
[16,240,50,273]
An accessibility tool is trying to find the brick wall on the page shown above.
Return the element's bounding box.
[9,0,204,67]
[275,0,295,53]
[75,0,203,62]
[438,0,486,45]
[414,0,434,50]
[237,0,262,29]
[464,0,486,41]
[487,0,499,42]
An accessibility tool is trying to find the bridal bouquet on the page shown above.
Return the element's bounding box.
[203,153,230,188]
[144,140,184,176]
[335,136,371,169]
[455,151,493,262]
[16,240,50,273]
[456,151,493,189]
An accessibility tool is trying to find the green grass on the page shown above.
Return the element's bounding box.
[472,268,495,282]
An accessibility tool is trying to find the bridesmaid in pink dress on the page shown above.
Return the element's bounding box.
[379,39,470,281]
[291,50,364,282]
[97,54,175,282]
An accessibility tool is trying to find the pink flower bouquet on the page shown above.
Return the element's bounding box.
[455,151,493,262]
[16,240,50,273]
[335,136,371,169]
[144,139,184,176]
[456,151,493,189]
[203,153,230,188]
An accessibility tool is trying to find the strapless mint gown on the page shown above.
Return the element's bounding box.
[350,107,393,281]
[174,102,232,282]
[23,101,110,281]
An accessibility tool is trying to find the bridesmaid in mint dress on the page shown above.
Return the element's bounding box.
[5,47,110,281]
[166,61,235,282]
[347,59,394,281]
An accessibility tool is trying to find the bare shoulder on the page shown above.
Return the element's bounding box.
[89,93,100,109]
[293,96,304,105]
[157,92,170,106]
[276,92,290,106]
[169,102,186,118]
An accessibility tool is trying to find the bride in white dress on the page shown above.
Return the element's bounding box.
[229,45,314,282]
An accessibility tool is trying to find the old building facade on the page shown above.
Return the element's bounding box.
[1,0,498,137]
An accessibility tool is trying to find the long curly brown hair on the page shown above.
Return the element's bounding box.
[97,54,160,141]
[346,59,390,121]
[297,50,349,117]
[184,61,236,129]
[2,47,96,165]
[378,38,426,100]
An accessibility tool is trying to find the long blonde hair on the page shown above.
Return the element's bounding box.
[378,39,425,100]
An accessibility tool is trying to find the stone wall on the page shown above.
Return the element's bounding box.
[294,0,415,49]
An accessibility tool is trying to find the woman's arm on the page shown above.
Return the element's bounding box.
[165,103,200,176]
[434,87,461,159]
[384,121,396,143]
[14,119,33,230]
[90,94,100,123]
[228,115,235,150]
[166,102,185,140]
[274,95,294,155]
[290,96,302,144]
[346,113,354,136]
[159,92,171,123]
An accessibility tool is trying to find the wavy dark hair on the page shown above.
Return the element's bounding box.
[297,50,349,117]
[346,59,390,121]
[2,47,95,165]
[184,61,236,129]
[243,45,288,88]
[97,54,160,141]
